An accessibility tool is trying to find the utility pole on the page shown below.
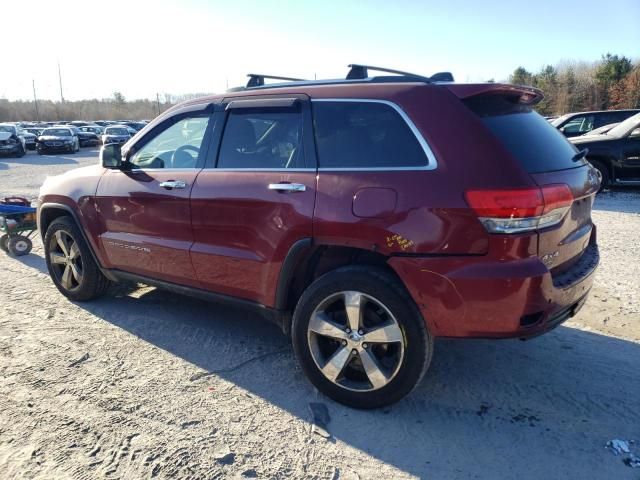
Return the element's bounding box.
[156,93,161,116]
[58,61,65,103]
[32,79,40,121]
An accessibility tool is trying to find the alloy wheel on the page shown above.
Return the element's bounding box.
[307,291,405,392]
[48,230,84,291]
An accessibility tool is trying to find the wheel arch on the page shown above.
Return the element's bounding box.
[38,203,115,281]
[275,241,407,331]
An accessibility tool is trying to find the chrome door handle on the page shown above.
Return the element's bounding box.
[159,180,187,189]
[268,183,306,193]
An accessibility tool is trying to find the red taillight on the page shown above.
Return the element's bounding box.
[540,184,573,214]
[465,184,573,234]
[465,188,543,218]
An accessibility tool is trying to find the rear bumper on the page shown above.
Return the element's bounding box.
[389,238,599,339]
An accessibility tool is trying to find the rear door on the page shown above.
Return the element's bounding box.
[95,105,215,288]
[189,95,317,307]
[473,101,599,273]
[621,129,640,180]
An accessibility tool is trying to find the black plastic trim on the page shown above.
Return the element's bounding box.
[109,269,285,330]
[275,238,312,311]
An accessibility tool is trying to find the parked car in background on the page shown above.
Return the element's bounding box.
[552,109,640,138]
[78,125,105,140]
[122,121,146,132]
[571,112,640,189]
[23,127,44,137]
[21,131,37,150]
[36,127,80,154]
[101,125,132,145]
[59,125,100,147]
[0,123,26,157]
[37,66,600,408]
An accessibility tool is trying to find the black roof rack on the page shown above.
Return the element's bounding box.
[346,64,429,81]
[229,65,455,92]
[246,73,307,88]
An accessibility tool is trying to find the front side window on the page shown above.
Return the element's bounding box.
[562,115,594,134]
[312,101,428,169]
[130,115,210,169]
[217,108,304,169]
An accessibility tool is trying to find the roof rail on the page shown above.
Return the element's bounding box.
[246,73,307,88]
[346,64,430,81]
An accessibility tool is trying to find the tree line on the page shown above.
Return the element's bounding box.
[1,54,638,122]
[0,92,211,123]
[509,53,639,116]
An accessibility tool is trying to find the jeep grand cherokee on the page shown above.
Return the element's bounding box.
[37,65,600,408]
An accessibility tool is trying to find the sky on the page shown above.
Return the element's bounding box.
[2,0,638,101]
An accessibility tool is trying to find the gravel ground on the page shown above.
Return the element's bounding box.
[0,151,639,479]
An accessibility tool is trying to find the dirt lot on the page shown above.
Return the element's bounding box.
[1,151,639,479]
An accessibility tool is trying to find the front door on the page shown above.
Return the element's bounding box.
[95,111,214,288]
[620,131,640,180]
[189,96,317,306]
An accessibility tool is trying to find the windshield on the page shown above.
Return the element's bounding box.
[606,113,640,138]
[106,128,128,135]
[42,128,71,136]
[0,125,15,133]
[550,114,571,127]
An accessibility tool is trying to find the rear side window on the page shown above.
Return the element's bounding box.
[465,95,583,173]
[218,108,304,169]
[312,101,428,169]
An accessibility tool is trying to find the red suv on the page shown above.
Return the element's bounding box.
[37,65,600,408]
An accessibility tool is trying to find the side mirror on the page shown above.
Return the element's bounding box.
[100,143,123,168]
[630,128,640,138]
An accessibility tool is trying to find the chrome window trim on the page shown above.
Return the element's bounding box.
[311,98,437,171]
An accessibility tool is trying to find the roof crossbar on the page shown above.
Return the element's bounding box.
[246,73,307,88]
[346,64,431,81]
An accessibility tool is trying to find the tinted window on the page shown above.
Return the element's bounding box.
[312,101,427,168]
[562,115,594,134]
[465,95,582,173]
[130,115,210,169]
[218,108,304,169]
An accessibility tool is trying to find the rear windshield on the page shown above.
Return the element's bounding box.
[465,95,584,173]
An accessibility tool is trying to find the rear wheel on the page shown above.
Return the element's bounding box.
[589,160,609,191]
[292,266,433,408]
[44,216,110,301]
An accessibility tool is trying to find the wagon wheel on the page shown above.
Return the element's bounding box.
[0,234,8,252]
[7,235,32,256]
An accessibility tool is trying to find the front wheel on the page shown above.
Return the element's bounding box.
[15,144,26,158]
[44,216,110,301]
[292,266,433,409]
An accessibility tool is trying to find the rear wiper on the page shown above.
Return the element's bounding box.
[572,148,589,162]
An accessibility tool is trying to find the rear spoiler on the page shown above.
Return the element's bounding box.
[445,83,544,106]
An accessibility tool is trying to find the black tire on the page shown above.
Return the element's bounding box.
[0,234,9,252]
[589,160,609,192]
[15,144,26,158]
[292,266,433,409]
[7,235,32,256]
[44,216,110,301]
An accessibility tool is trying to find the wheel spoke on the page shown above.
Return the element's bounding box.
[321,346,351,382]
[55,231,70,256]
[70,264,82,283]
[61,265,73,289]
[50,252,66,265]
[69,242,80,260]
[309,312,348,340]
[343,291,364,331]
[359,348,388,389]
[364,323,403,344]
